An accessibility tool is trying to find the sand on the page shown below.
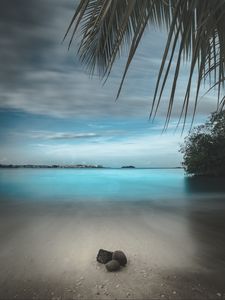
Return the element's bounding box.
[0,198,225,300]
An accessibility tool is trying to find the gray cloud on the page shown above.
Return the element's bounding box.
[0,0,218,121]
[12,128,134,142]
[29,131,100,140]
[12,130,100,140]
[0,0,79,85]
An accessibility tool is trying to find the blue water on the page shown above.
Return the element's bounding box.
[0,168,225,202]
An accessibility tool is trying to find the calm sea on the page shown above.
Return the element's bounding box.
[0,168,225,202]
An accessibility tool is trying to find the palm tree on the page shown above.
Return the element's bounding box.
[64,0,225,130]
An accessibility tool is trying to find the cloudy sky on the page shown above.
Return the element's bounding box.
[0,0,219,167]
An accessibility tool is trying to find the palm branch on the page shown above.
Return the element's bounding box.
[64,0,225,130]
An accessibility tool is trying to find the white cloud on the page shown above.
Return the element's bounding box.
[27,131,99,140]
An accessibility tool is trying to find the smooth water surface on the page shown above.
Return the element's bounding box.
[0,168,225,201]
[1,168,225,300]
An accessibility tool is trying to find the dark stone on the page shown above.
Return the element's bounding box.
[96,249,113,264]
[105,260,120,272]
[112,250,127,266]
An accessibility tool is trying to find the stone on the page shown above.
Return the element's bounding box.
[112,250,127,266]
[105,260,120,272]
[97,249,113,264]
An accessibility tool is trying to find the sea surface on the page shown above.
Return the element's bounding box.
[1,168,225,299]
[0,168,225,202]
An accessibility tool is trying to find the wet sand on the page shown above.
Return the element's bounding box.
[0,198,225,300]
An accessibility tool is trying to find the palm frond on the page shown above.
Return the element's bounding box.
[64,0,225,129]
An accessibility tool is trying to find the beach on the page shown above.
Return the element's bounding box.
[2,0,225,298]
[0,198,225,300]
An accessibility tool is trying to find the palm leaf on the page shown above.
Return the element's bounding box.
[64,0,225,128]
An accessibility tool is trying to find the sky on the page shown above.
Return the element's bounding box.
[0,0,219,167]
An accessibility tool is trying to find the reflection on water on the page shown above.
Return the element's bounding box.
[183,175,225,274]
[188,206,225,272]
[185,175,225,194]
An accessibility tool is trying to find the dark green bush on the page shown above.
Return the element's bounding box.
[180,110,225,176]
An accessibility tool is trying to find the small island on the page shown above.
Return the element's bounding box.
[121,166,135,169]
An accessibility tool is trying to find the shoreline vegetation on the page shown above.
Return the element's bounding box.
[0,164,183,169]
[180,111,225,177]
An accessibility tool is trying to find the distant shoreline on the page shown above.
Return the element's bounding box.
[0,164,183,170]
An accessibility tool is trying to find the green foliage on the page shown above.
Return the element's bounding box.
[180,111,225,176]
[65,0,225,128]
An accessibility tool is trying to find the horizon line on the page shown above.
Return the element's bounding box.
[0,163,183,169]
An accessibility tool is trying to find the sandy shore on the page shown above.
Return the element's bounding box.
[0,198,225,299]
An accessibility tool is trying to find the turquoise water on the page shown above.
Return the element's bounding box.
[0,168,225,201]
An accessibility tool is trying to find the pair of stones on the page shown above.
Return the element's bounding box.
[97,249,127,272]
